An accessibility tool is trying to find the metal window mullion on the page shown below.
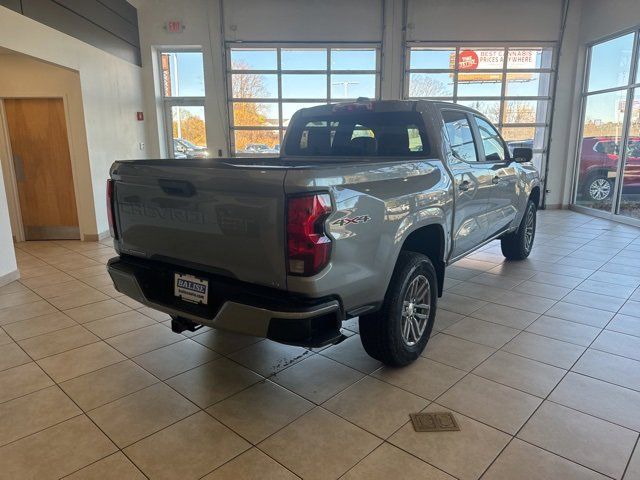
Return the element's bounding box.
[612,31,640,215]
[571,44,594,205]
[498,48,508,128]
[277,48,283,146]
[452,47,459,102]
[327,48,332,102]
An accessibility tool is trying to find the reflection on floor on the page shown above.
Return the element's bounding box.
[1,210,640,479]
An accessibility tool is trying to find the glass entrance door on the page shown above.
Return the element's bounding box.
[573,31,640,222]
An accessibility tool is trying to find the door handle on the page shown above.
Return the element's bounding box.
[12,154,25,182]
[492,176,500,185]
[458,180,471,191]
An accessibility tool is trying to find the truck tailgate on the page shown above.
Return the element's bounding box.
[110,159,287,289]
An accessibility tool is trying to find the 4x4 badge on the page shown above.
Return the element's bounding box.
[332,215,371,226]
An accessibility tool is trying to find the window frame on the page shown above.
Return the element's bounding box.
[472,114,510,165]
[157,47,207,159]
[440,108,482,164]
[571,27,640,221]
[405,42,554,173]
[226,43,381,155]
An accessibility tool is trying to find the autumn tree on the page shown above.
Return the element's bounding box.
[232,60,279,152]
[172,109,206,146]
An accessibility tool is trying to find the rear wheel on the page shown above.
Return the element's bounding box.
[501,199,536,260]
[359,251,437,366]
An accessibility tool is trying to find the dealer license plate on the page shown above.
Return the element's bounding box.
[174,273,208,304]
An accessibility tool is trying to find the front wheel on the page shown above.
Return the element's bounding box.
[501,199,537,260]
[359,251,437,366]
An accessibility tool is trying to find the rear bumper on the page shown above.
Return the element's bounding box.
[107,256,344,347]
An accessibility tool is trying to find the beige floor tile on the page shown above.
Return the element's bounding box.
[79,273,114,289]
[137,306,171,322]
[125,411,249,480]
[0,282,29,295]
[438,292,487,315]
[470,303,540,329]
[449,282,510,303]
[0,343,31,372]
[437,374,541,434]
[562,290,626,313]
[320,335,382,374]
[84,310,156,338]
[492,290,557,314]
[64,299,131,324]
[47,289,110,310]
[502,331,586,369]
[31,280,94,299]
[544,301,614,327]
[473,351,565,397]
[549,372,640,431]
[167,357,262,408]
[444,317,520,348]
[115,295,146,309]
[106,323,183,357]
[0,328,10,346]
[133,339,219,380]
[625,444,640,480]
[373,356,465,399]
[18,325,98,360]
[483,438,609,480]
[389,403,510,480]
[272,355,363,404]
[17,264,62,279]
[0,415,116,480]
[37,342,126,382]
[423,333,495,371]
[526,315,601,346]
[513,280,572,300]
[65,265,108,279]
[468,272,525,290]
[3,311,76,340]
[260,407,381,480]
[607,313,640,338]
[519,401,638,479]
[207,380,313,444]
[0,290,41,309]
[65,452,146,480]
[433,309,465,332]
[60,360,158,411]
[88,383,198,447]
[0,386,81,446]
[19,271,74,289]
[203,447,298,480]
[0,300,59,326]
[323,376,429,438]
[229,340,312,377]
[0,362,53,403]
[592,330,640,361]
[342,443,454,480]
[573,349,640,391]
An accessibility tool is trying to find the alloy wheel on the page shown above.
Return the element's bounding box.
[401,274,431,346]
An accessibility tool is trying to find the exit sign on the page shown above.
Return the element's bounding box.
[166,21,184,33]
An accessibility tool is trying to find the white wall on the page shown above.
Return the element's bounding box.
[0,6,149,239]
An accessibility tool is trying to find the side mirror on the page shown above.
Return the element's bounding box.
[512,147,533,163]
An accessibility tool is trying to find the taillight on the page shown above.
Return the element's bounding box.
[287,193,333,276]
[106,179,118,238]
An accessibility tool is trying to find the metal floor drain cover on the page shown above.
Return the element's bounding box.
[410,412,460,432]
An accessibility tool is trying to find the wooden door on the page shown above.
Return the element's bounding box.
[4,98,79,240]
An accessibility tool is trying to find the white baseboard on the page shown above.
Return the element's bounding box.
[0,269,20,287]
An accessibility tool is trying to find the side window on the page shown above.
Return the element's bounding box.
[475,116,507,163]
[442,110,478,162]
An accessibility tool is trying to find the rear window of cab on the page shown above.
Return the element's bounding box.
[284,110,430,157]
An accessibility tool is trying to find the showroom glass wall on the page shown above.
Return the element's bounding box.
[573,30,640,221]
[158,49,208,159]
[226,45,380,155]
[404,44,554,173]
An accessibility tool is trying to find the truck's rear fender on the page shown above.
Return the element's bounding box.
[284,159,453,314]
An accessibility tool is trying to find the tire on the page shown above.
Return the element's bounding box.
[501,199,537,260]
[359,251,437,366]
[584,173,613,202]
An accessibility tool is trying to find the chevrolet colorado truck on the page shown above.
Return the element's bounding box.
[107,100,540,366]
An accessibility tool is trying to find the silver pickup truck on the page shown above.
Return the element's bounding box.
[107,100,540,366]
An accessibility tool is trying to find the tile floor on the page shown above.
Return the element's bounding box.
[1,210,640,479]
